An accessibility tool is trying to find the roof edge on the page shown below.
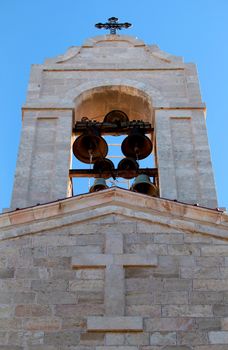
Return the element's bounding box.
[0,188,228,241]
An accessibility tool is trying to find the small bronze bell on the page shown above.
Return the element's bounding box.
[117,157,139,179]
[103,110,129,124]
[121,127,152,160]
[93,158,115,179]
[89,178,108,192]
[73,127,108,164]
[131,174,158,197]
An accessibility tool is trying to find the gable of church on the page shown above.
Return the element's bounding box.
[0,189,228,347]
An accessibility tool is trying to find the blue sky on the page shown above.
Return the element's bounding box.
[0,0,228,211]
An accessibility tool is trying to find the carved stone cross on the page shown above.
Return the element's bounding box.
[95,17,132,35]
[72,232,157,332]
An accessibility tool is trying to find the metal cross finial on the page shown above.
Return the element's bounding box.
[95,17,132,35]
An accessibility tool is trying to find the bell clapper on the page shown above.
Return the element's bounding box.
[134,145,139,159]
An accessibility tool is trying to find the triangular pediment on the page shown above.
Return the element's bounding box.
[0,188,227,241]
[44,35,184,69]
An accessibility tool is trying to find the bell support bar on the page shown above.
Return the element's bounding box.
[69,168,158,179]
[73,120,153,135]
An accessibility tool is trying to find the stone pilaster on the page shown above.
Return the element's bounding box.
[11,109,73,209]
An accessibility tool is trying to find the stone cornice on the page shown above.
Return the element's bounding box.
[22,104,206,111]
[0,188,227,241]
[42,66,185,71]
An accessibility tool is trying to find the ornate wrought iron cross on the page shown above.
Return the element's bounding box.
[95,17,132,35]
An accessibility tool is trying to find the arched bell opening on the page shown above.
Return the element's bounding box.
[74,85,154,123]
[70,85,159,196]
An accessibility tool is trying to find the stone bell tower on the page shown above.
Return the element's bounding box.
[11,17,217,209]
[1,19,228,350]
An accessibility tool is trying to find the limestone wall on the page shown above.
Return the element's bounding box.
[11,109,73,209]
[25,36,202,109]
[1,190,228,349]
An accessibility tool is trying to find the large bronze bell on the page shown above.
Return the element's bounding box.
[73,127,108,164]
[89,178,108,192]
[121,127,152,160]
[117,157,139,179]
[131,174,158,197]
[93,158,115,179]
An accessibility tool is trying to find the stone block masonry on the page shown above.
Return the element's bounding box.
[0,189,228,349]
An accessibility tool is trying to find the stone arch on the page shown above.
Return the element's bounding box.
[65,79,166,123]
[70,79,164,105]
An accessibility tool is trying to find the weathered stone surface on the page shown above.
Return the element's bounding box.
[1,183,228,350]
[193,280,228,291]
[190,292,223,305]
[0,347,24,350]
[61,317,86,331]
[162,347,191,350]
[44,331,80,345]
[213,305,228,316]
[24,317,61,331]
[77,291,104,304]
[125,333,149,345]
[163,279,192,291]
[126,277,162,293]
[0,268,14,278]
[196,318,221,331]
[36,291,77,304]
[105,334,125,346]
[145,318,194,332]
[80,333,104,345]
[7,331,44,346]
[168,244,200,256]
[0,319,23,331]
[0,305,15,318]
[196,257,224,267]
[75,269,104,280]
[154,291,188,304]
[105,265,125,316]
[55,304,104,317]
[15,267,43,279]
[15,304,52,317]
[126,293,154,306]
[162,305,213,317]
[31,279,68,292]
[181,267,220,279]
[96,347,137,350]
[69,280,104,293]
[72,231,157,318]
[126,305,161,317]
[150,332,176,346]
[33,257,71,268]
[208,331,228,344]
[194,346,228,350]
[177,331,208,345]
[0,196,228,350]
[201,246,228,256]
[87,317,143,332]
[221,318,228,330]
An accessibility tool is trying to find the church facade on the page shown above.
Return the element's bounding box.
[0,30,228,349]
